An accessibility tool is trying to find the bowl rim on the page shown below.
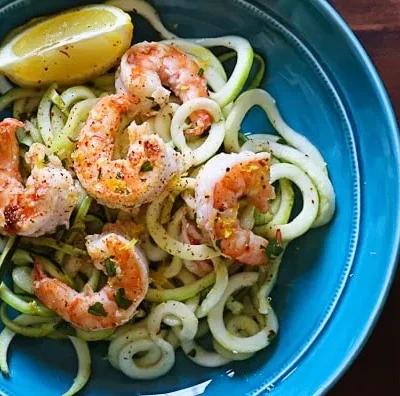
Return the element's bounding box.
[304,0,400,393]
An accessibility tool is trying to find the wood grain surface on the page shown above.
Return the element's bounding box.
[329,1,400,394]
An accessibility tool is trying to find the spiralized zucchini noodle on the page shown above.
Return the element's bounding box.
[0,0,335,394]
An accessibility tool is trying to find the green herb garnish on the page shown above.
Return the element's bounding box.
[116,171,122,180]
[265,238,284,259]
[140,161,153,172]
[104,257,117,277]
[88,302,107,317]
[43,154,50,164]
[114,288,133,310]
[197,68,204,77]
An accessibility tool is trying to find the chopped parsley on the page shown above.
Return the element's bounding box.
[104,257,117,277]
[265,238,284,259]
[197,68,204,77]
[88,302,107,317]
[116,171,123,180]
[140,161,153,172]
[114,288,133,310]
[43,154,50,164]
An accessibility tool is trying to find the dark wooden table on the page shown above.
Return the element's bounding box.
[329,1,400,394]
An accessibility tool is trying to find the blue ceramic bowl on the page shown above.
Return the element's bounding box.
[0,1,399,395]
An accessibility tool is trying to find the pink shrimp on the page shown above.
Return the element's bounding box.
[0,118,78,236]
[72,94,183,210]
[33,231,148,330]
[195,151,275,266]
[116,41,212,136]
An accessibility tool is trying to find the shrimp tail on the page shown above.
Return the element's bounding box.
[117,42,213,135]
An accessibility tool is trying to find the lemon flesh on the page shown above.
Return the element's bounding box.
[0,5,133,87]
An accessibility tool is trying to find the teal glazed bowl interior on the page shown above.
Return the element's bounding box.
[0,0,399,395]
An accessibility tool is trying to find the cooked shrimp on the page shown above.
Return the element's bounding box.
[0,118,78,236]
[72,94,183,210]
[33,231,149,330]
[195,151,275,266]
[116,41,212,136]
[181,216,213,277]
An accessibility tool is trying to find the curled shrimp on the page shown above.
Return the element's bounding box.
[72,94,183,210]
[195,151,275,266]
[116,41,212,136]
[33,231,149,330]
[0,118,78,236]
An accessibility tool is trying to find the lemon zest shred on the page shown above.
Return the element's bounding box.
[104,178,127,192]
[243,164,260,172]
[119,237,138,251]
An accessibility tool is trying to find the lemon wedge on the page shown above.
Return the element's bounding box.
[0,5,133,87]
